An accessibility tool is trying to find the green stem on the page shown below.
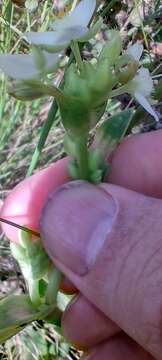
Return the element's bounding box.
[70,41,83,72]
[27,100,59,176]
[45,268,63,305]
[27,10,31,32]
[26,52,75,177]
[28,279,41,307]
[76,136,90,181]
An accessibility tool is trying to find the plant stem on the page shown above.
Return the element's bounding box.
[27,52,75,177]
[28,279,41,306]
[76,136,90,181]
[45,268,63,305]
[27,100,59,176]
[70,41,83,72]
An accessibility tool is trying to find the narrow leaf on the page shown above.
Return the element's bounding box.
[96,109,134,158]
[0,295,40,344]
[0,294,57,344]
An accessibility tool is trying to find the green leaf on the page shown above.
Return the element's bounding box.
[96,109,134,158]
[11,231,52,306]
[21,328,49,358]
[0,295,40,344]
[0,294,58,344]
[18,230,51,281]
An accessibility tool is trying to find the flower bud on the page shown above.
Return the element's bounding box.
[59,97,90,137]
[89,59,114,104]
[8,81,45,101]
[99,30,122,65]
[64,64,91,105]
[115,54,139,84]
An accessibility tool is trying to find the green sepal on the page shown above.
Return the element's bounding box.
[8,81,46,101]
[9,80,64,102]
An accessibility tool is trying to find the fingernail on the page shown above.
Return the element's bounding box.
[40,181,117,275]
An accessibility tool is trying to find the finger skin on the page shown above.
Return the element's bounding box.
[2,130,162,242]
[82,333,154,360]
[0,157,69,243]
[2,130,162,354]
[108,130,162,198]
[62,295,119,349]
[40,181,162,359]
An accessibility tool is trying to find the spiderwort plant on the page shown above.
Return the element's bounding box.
[0,0,159,343]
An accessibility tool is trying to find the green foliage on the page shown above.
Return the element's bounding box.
[0,0,161,358]
[0,295,44,344]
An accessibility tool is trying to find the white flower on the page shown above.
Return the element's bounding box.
[0,50,60,80]
[127,67,158,121]
[25,0,97,53]
[126,42,144,62]
[126,43,158,121]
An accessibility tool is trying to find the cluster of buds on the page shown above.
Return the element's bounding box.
[0,0,158,183]
[0,0,158,129]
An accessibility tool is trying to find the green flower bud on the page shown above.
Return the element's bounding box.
[9,80,64,102]
[99,30,122,65]
[59,97,90,137]
[60,64,91,136]
[115,54,139,84]
[88,59,114,104]
[8,81,46,101]
[64,64,91,105]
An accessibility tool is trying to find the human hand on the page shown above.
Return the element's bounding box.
[2,130,162,359]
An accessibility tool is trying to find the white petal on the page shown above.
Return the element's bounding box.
[136,68,154,96]
[128,67,154,97]
[51,0,96,31]
[58,26,88,41]
[25,32,67,51]
[135,92,158,121]
[42,51,60,73]
[26,27,88,52]
[126,42,143,61]
[0,52,59,80]
[0,54,39,80]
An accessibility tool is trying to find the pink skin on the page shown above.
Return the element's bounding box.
[2,130,162,358]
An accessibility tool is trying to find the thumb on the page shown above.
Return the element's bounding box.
[40,181,162,359]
